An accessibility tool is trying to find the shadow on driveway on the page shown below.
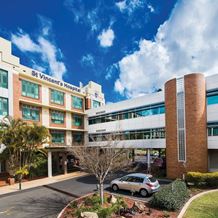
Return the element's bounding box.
[14,194,72,218]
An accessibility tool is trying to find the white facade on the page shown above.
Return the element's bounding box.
[87,74,218,152]
[86,91,165,148]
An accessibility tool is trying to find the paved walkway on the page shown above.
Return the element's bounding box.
[0,171,87,196]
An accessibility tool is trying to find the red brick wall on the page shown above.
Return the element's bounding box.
[165,73,208,179]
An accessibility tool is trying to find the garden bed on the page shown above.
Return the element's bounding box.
[59,192,178,218]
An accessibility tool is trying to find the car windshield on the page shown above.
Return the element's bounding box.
[148,176,157,183]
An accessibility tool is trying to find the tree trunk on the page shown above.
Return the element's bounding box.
[99,182,104,205]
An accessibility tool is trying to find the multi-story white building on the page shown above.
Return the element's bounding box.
[87,73,218,179]
[0,37,105,177]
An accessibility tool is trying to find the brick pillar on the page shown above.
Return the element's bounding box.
[165,73,208,179]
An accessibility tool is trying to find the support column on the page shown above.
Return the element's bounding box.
[62,153,68,175]
[147,148,151,173]
[48,151,52,178]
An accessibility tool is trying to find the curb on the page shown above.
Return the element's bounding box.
[57,192,94,218]
[177,189,218,218]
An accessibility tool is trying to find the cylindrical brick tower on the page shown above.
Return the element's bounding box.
[165,73,208,179]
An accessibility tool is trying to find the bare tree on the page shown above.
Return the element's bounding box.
[70,133,130,205]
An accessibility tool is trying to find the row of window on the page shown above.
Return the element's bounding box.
[21,79,84,109]
[89,103,165,125]
[89,128,165,142]
[51,131,84,144]
[22,105,83,126]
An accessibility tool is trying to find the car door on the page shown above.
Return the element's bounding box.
[118,176,130,190]
[126,176,144,192]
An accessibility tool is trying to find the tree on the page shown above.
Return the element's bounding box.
[71,135,130,205]
[0,116,50,189]
[0,117,27,177]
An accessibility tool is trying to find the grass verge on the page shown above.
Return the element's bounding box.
[184,191,218,218]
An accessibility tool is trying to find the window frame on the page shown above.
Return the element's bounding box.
[51,131,65,143]
[22,104,40,121]
[51,110,65,124]
[0,97,8,116]
[72,95,83,110]
[21,80,39,99]
[50,89,64,105]
[0,69,8,89]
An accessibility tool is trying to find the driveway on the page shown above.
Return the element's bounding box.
[0,174,170,218]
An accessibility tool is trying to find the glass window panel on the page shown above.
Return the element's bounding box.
[207,95,218,105]
[22,80,39,99]
[73,115,83,126]
[213,127,218,136]
[22,105,39,121]
[51,89,64,105]
[73,132,83,143]
[208,128,212,136]
[51,131,65,143]
[72,96,83,109]
[51,110,64,124]
[0,69,8,89]
[0,97,8,116]
[93,100,101,108]
[151,107,159,115]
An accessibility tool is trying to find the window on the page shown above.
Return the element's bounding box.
[0,69,8,89]
[22,80,39,99]
[213,127,218,136]
[72,132,83,143]
[88,128,166,142]
[88,103,165,125]
[93,100,101,108]
[207,95,218,105]
[208,127,212,136]
[51,131,65,143]
[176,78,186,162]
[22,105,40,121]
[72,114,83,126]
[72,96,83,109]
[0,97,8,116]
[51,110,64,124]
[50,89,64,105]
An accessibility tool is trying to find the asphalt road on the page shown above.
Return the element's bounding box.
[0,174,170,218]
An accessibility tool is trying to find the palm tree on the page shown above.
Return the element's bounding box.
[0,116,27,177]
[0,116,50,189]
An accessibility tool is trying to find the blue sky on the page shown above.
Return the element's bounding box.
[1,0,218,103]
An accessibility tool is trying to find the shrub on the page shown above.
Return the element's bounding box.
[150,180,189,211]
[186,172,218,187]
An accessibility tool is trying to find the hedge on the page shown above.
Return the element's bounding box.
[186,171,218,187]
[150,180,189,211]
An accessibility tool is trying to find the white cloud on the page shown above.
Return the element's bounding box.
[116,0,144,15]
[115,0,218,97]
[105,63,118,80]
[11,31,40,52]
[64,0,101,33]
[98,28,115,47]
[115,0,127,12]
[38,37,66,80]
[147,4,154,13]
[11,18,67,80]
[81,53,95,67]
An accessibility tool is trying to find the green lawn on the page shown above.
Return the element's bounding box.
[184,191,218,218]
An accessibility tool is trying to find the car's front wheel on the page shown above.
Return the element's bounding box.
[112,184,119,192]
[140,188,148,197]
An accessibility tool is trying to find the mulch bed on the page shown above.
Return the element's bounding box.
[60,193,178,218]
